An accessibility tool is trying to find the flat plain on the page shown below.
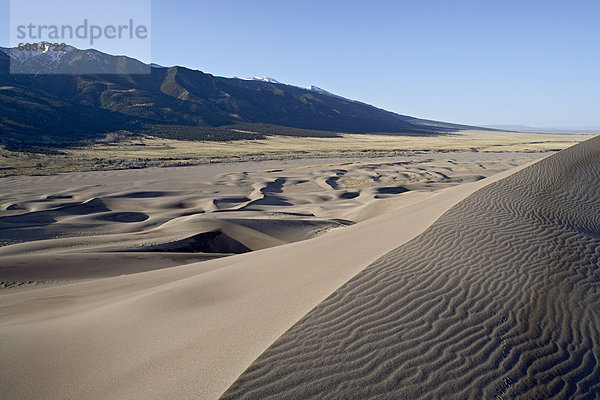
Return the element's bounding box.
[0,129,590,176]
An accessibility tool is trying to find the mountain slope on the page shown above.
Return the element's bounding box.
[0,46,487,148]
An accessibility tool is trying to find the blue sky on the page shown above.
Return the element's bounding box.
[2,0,599,128]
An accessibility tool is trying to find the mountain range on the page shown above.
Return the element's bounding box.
[0,46,488,149]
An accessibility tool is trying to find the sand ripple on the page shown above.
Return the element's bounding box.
[222,137,600,399]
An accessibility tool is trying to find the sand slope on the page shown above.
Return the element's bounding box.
[0,156,539,399]
[222,136,600,399]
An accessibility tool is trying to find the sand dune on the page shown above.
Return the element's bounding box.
[221,136,600,399]
[0,152,539,286]
[0,153,543,399]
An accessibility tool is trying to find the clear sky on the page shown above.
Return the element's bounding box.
[2,0,599,128]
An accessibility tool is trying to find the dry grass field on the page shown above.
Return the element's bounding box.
[0,130,593,177]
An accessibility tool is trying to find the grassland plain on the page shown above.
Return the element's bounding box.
[0,130,592,177]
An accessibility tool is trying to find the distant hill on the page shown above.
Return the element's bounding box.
[484,125,600,134]
[0,46,489,149]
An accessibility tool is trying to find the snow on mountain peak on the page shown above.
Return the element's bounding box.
[307,85,348,100]
[234,76,282,84]
[253,76,280,83]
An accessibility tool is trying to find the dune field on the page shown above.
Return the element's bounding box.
[0,139,598,399]
[0,151,541,287]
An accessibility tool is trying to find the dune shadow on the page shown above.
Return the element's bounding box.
[376,186,409,195]
[130,231,251,254]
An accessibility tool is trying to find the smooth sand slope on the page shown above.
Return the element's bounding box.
[0,154,540,399]
[222,136,600,399]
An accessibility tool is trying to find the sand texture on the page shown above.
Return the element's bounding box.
[0,152,543,399]
[222,136,600,399]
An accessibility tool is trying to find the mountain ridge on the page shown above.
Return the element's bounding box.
[0,45,491,149]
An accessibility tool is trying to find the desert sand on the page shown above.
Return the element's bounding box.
[222,136,600,399]
[0,145,596,399]
[0,152,541,287]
